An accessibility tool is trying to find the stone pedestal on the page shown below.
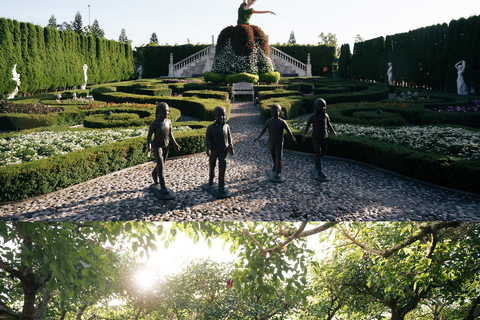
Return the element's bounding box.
[311,168,329,182]
[266,170,286,183]
[201,183,232,199]
[150,184,175,200]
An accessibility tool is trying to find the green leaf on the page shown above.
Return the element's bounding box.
[93,246,101,255]
[79,246,87,257]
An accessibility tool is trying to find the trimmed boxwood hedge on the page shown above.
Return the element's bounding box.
[0,110,85,130]
[133,87,173,97]
[91,87,230,121]
[182,90,229,102]
[82,107,180,128]
[0,126,208,202]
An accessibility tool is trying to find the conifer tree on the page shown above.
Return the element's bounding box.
[47,15,57,28]
[287,31,296,45]
[118,28,129,43]
[338,43,351,79]
[150,32,158,44]
[90,19,105,38]
[72,11,83,34]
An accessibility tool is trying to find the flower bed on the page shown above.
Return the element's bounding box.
[427,99,480,113]
[0,126,193,167]
[1,100,63,114]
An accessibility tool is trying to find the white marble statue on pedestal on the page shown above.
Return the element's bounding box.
[455,60,467,95]
[137,65,143,79]
[81,64,88,90]
[7,64,21,99]
[387,62,393,85]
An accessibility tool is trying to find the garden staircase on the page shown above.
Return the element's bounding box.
[168,41,312,78]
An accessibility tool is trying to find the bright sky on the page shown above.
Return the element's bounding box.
[2,0,478,52]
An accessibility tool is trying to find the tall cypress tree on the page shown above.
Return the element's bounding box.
[338,44,351,79]
[47,15,57,29]
[91,19,105,38]
[149,32,158,44]
[0,18,15,96]
[72,11,83,35]
[118,28,129,44]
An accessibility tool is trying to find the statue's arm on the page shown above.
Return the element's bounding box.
[147,122,155,151]
[284,121,297,143]
[254,121,269,141]
[252,9,276,15]
[327,116,337,137]
[303,116,313,140]
[169,122,181,151]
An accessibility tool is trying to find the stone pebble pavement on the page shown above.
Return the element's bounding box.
[1,101,480,222]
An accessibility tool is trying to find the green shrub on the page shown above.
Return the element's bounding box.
[258,90,303,100]
[259,72,280,84]
[183,83,232,98]
[259,97,305,122]
[350,110,406,126]
[91,88,229,121]
[183,90,229,102]
[203,72,226,84]
[299,83,314,94]
[84,113,143,128]
[82,107,180,128]
[225,73,259,84]
[134,87,172,97]
[314,86,350,95]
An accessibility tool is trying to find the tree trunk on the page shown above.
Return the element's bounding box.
[33,290,51,320]
[76,305,88,320]
[134,305,143,320]
[21,282,38,320]
[58,310,67,320]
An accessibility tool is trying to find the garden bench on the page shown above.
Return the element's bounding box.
[232,82,254,101]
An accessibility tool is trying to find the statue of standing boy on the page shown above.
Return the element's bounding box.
[254,104,297,182]
[147,102,181,199]
[205,106,234,197]
[302,98,337,181]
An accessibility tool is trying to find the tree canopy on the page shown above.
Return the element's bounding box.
[1,222,479,320]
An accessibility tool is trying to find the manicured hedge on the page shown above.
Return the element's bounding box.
[91,87,230,121]
[182,90,229,102]
[0,18,135,97]
[133,87,172,97]
[82,107,180,128]
[258,90,303,100]
[258,83,390,122]
[183,83,232,98]
[225,73,259,84]
[0,110,85,130]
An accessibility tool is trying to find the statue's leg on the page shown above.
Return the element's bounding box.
[208,150,217,185]
[269,144,277,172]
[312,138,321,173]
[275,144,283,176]
[218,150,228,192]
[157,147,167,192]
[152,147,161,184]
[318,138,329,176]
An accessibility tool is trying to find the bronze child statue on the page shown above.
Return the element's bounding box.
[254,104,297,181]
[147,102,181,198]
[302,98,337,181]
[205,106,234,197]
